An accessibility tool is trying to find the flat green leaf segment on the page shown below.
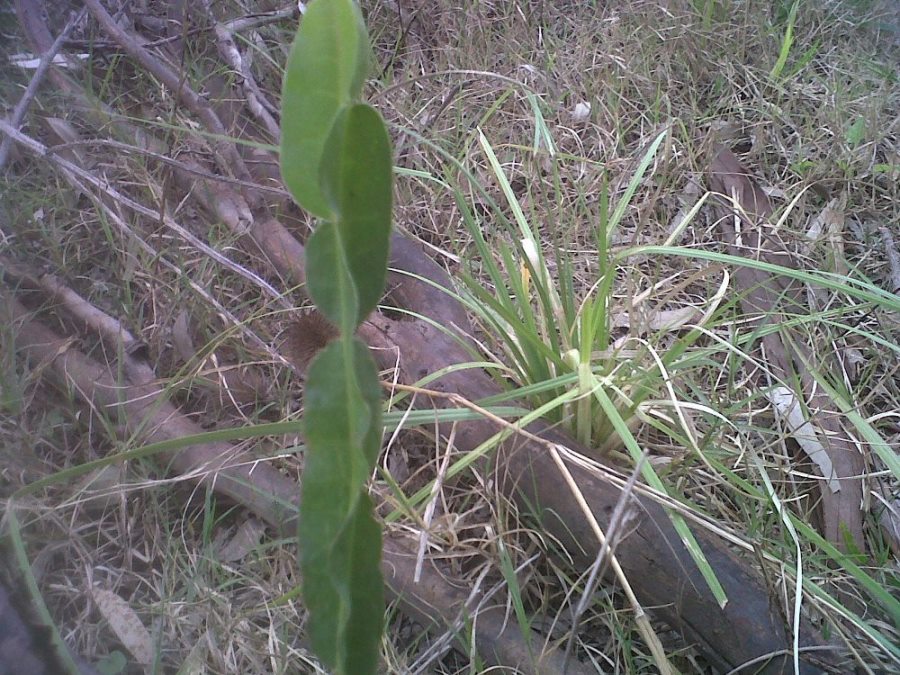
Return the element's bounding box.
[306,222,360,335]
[280,2,392,673]
[300,341,384,671]
[280,0,370,218]
[320,104,393,325]
[303,342,377,498]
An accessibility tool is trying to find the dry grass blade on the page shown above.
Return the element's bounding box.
[0,9,84,171]
[361,314,835,673]
[80,0,253,186]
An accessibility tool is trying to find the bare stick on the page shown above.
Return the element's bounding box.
[0,120,291,372]
[224,5,297,33]
[82,0,253,187]
[2,290,587,675]
[0,255,139,350]
[45,137,290,198]
[0,9,85,171]
[0,119,287,309]
[209,6,281,140]
[880,225,900,293]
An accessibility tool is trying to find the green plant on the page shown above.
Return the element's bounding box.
[441,108,900,664]
[458,130,677,449]
[770,0,800,80]
[449,129,730,611]
[280,1,392,672]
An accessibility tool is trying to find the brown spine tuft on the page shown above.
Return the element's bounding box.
[281,310,339,373]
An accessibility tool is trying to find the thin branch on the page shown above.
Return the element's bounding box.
[45,137,290,197]
[0,119,292,372]
[208,3,281,139]
[82,0,254,188]
[0,119,287,309]
[224,5,298,33]
[2,289,586,675]
[0,9,85,171]
[0,255,139,350]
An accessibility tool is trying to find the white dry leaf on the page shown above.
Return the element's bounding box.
[520,237,540,269]
[804,198,846,272]
[766,387,840,493]
[611,306,698,333]
[9,52,89,69]
[179,636,209,675]
[649,455,674,468]
[666,177,704,242]
[571,101,591,122]
[804,198,836,244]
[171,310,196,363]
[803,197,847,274]
[643,306,698,331]
[92,588,154,667]
[214,517,266,562]
[516,64,542,87]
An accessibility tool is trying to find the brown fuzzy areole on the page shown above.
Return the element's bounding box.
[281,310,340,373]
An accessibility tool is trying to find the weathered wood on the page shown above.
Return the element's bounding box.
[361,314,834,674]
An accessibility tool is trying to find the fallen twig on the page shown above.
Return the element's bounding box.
[7,2,844,671]
[358,311,837,674]
[206,2,281,140]
[0,119,288,311]
[82,0,254,187]
[0,9,84,171]
[0,121,286,371]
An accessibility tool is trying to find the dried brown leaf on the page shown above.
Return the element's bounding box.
[92,588,154,667]
[708,147,866,552]
[171,310,195,363]
[214,517,266,562]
